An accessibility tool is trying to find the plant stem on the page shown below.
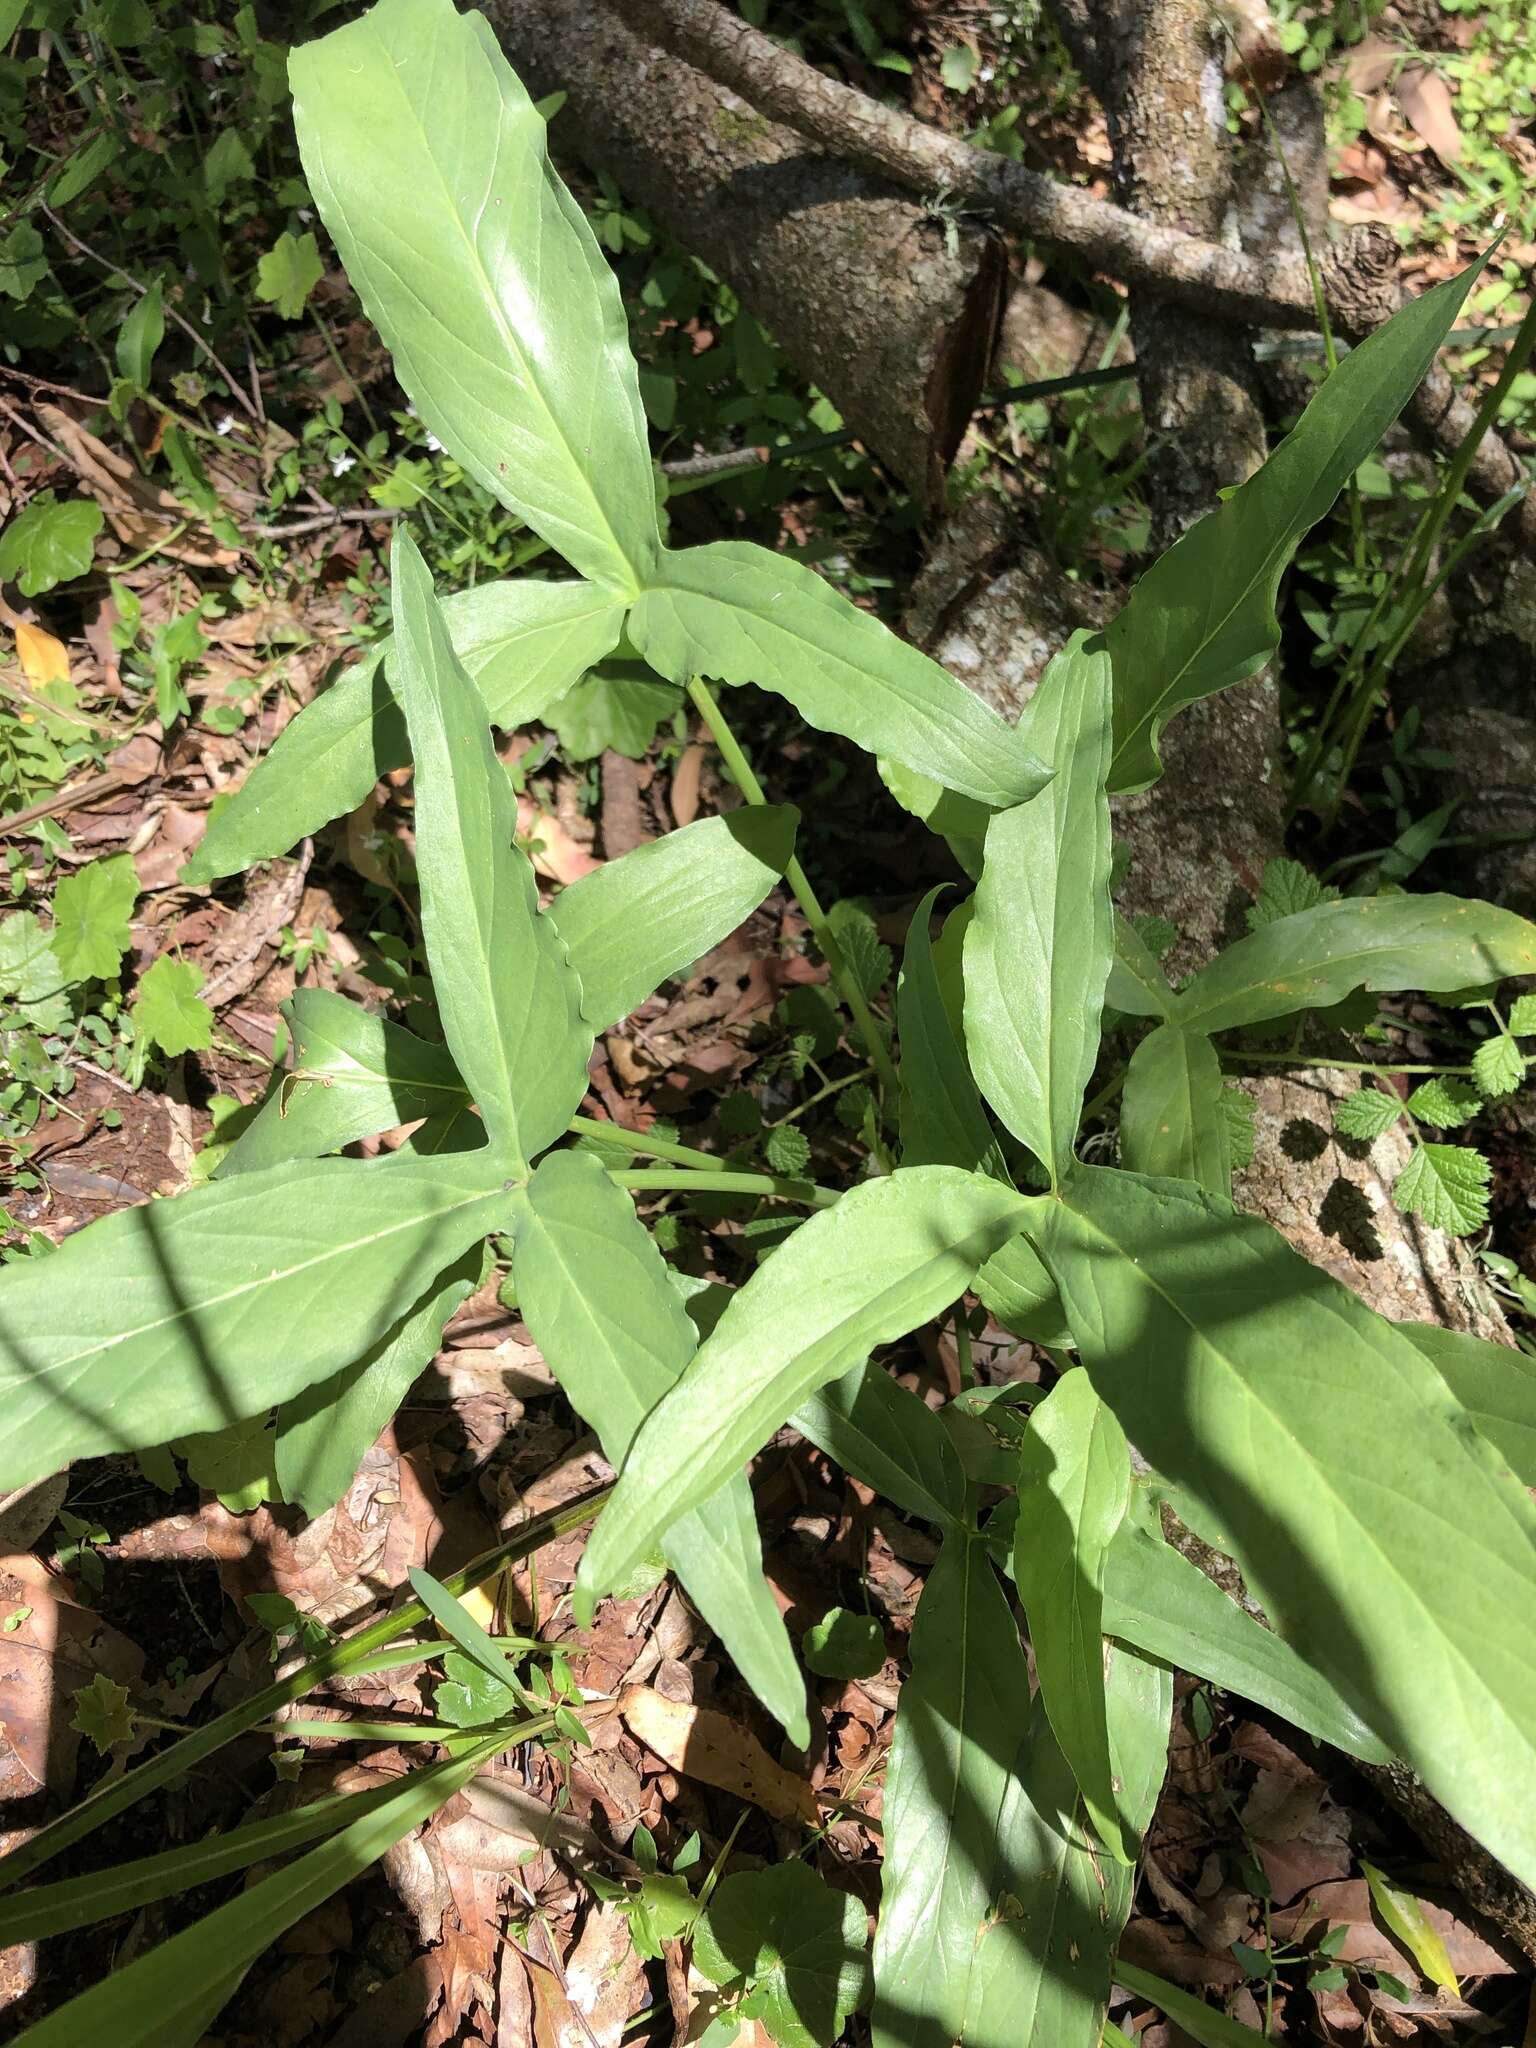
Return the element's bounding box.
[0,1487,612,1892]
[685,675,901,1099]
[609,1166,839,1209]
[567,1112,725,1175]
[1228,1051,1526,1078]
[765,1063,876,1128]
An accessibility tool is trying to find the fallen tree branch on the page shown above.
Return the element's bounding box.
[626,0,1535,545]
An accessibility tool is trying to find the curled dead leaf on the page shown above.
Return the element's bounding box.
[620,1684,818,1826]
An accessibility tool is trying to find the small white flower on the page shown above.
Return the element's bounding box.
[330,453,356,477]
[424,430,443,452]
[215,414,235,436]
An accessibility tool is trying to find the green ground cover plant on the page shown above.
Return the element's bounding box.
[2,3,1535,2042]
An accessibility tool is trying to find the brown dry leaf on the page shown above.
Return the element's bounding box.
[620,1685,818,1826]
[518,793,601,884]
[671,741,705,828]
[563,1897,649,2047]
[1397,63,1463,164]
[35,403,237,568]
[14,622,69,689]
[0,1557,145,1801]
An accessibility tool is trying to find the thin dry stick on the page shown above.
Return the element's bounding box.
[41,204,263,427]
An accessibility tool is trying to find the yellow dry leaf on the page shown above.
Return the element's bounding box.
[15,621,70,690]
[620,1684,818,1826]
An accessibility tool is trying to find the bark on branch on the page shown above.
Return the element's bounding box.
[625,0,1536,546]
[487,0,1006,507]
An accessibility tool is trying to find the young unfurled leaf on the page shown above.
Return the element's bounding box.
[629,541,1049,810]
[575,1169,1032,1614]
[1173,893,1536,1036]
[1471,1031,1524,1098]
[291,0,658,592]
[1394,1142,1491,1235]
[802,1606,885,1680]
[50,854,138,983]
[1013,1370,1134,1862]
[1105,259,1485,794]
[964,635,1114,1183]
[512,1150,806,1741]
[0,908,73,1029]
[1334,1085,1405,1140]
[549,807,797,1033]
[545,666,680,761]
[254,229,323,318]
[389,530,590,1167]
[0,494,104,598]
[1360,1860,1461,1994]
[131,954,213,1055]
[1119,1023,1231,1194]
[1244,857,1338,931]
[1398,1323,1536,1487]
[1102,1519,1391,1760]
[1404,1076,1480,1129]
[115,278,165,390]
[897,885,1009,1180]
[70,1674,137,1754]
[1113,1964,1272,2048]
[1034,1165,1536,1891]
[185,581,626,885]
[0,1150,508,1491]
[694,1863,869,2048]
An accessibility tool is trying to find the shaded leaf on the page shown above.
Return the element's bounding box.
[897,885,1008,1179]
[0,495,103,598]
[576,1169,1030,1613]
[802,1607,885,1680]
[513,1149,806,1741]
[695,1864,869,2048]
[1102,1518,1391,1760]
[1033,1165,1536,1892]
[546,666,680,760]
[0,1150,507,1490]
[254,229,322,318]
[792,1360,966,1531]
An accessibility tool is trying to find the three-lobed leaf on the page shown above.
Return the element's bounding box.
[575,1167,1032,1613]
[389,529,590,1168]
[290,0,659,591]
[629,542,1049,810]
[963,634,1114,1182]
[186,579,626,885]
[511,1149,806,1741]
[0,1150,509,1492]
